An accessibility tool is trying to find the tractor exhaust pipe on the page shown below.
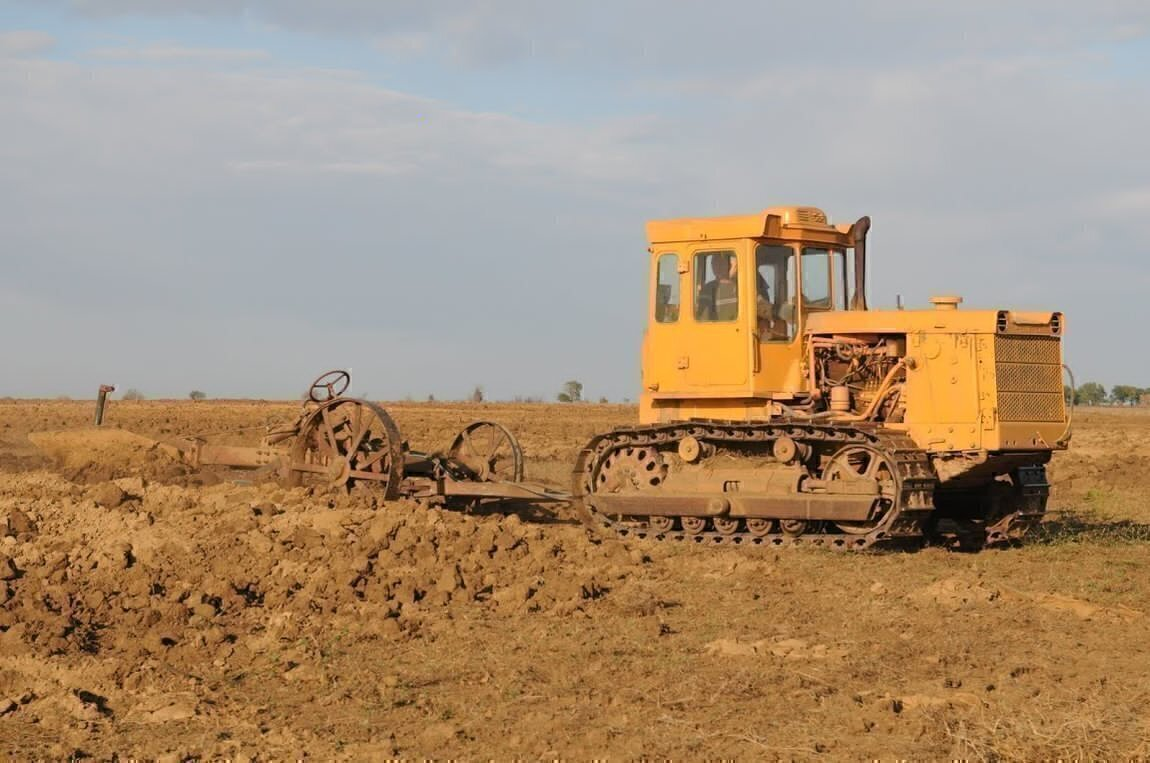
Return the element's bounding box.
[850,216,870,310]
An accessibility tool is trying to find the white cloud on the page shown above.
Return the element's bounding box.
[40,1,1150,73]
[0,30,55,57]
[6,1,1150,394]
[0,55,667,397]
[86,44,270,63]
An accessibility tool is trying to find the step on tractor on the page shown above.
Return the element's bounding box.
[573,207,1070,550]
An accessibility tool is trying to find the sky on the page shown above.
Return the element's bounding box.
[2,1,1149,400]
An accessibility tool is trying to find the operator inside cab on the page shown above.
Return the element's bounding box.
[695,249,798,340]
[755,245,796,341]
[695,252,739,321]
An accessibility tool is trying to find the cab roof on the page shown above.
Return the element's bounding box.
[646,206,855,247]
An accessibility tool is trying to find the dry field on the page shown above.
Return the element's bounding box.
[1,398,1148,759]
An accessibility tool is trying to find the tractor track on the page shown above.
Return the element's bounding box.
[572,420,938,551]
[571,420,1051,551]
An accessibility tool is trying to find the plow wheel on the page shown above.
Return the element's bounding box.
[285,398,404,498]
[822,444,898,535]
[449,421,524,482]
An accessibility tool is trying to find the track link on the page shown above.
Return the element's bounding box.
[572,421,938,552]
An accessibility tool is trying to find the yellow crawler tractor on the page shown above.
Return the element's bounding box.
[574,207,1069,549]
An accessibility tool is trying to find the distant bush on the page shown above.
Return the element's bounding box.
[598,396,609,404]
[189,390,207,401]
[56,394,72,401]
[557,380,583,403]
[470,385,485,403]
[122,389,145,401]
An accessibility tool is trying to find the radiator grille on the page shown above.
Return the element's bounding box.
[995,335,1061,364]
[995,335,1064,422]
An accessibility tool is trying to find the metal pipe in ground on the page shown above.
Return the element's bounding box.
[95,384,115,426]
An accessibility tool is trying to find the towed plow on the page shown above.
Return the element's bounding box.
[36,371,568,507]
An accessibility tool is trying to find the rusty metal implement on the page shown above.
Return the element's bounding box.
[83,370,569,507]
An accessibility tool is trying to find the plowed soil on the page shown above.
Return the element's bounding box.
[1,399,1148,759]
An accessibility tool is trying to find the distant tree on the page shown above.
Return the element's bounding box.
[189,390,207,401]
[470,385,485,403]
[1075,382,1106,406]
[1111,384,1142,406]
[557,380,583,403]
[427,393,436,402]
[598,396,609,404]
[122,388,145,401]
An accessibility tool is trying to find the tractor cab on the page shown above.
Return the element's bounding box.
[642,206,869,423]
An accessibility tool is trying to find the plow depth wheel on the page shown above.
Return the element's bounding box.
[285,398,404,498]
[449,421,524,482]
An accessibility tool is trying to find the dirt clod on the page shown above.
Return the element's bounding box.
[91,482,127,509]
[0,555,18,581]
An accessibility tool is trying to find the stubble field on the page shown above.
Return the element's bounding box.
[0,398,1148,759]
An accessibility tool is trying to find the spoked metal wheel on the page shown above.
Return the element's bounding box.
[285,398,404,498]
[448,421,524,482]
[823,444,899,535]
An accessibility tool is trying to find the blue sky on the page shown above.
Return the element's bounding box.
[2,1,1150,399]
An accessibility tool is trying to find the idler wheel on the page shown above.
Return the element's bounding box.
[649,516,675,534]
[823,444,899,535]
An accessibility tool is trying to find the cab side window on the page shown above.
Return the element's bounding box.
[755,244,796,342]
[694,250,738,322]
[654,253,680,323]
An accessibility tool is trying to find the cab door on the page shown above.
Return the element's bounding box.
[684,244,750,388]
[643,250,688,394]
[752,242,805,394]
